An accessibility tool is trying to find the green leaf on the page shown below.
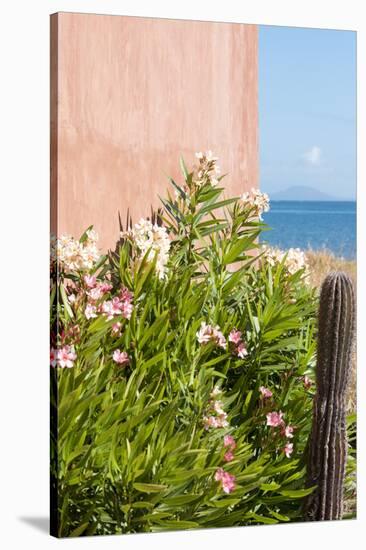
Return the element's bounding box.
[163,494,202,506]
[133,483,168,493]
[180,156,189,181]
[152,520,199,530]
[59,283,74,319]
[69,522,89,537]
[260,482,281,491]
[279,487,316,498]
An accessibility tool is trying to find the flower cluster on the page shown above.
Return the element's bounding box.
[196,322,227,350]
[214,468,236,494]
[101,292,133,321]
[261,245,309,277]
[202,387,229,430]
[266,410,294,458]
[240,188,270,219]
[83,277,133,323]
[126,218,171,280]
[111,322,122,337]
[228,329,248,359]
[50,345,77,369]
[112,349,130,366]
[259,386,273,399]
[213,431,237,494]
[84,276,113,319]
[51,229,100,274]
[223,434,237,463]
[194,150,221,188]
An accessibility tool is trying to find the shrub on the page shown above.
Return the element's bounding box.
[51,153,321,537]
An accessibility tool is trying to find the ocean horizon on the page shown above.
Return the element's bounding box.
[261,200,356,260]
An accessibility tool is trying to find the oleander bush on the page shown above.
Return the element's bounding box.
[51,153,336,537]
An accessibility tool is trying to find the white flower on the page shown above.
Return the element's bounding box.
[52,231,100,274]
[205,150,218,162]
[193,151,220,187]
[285,247,308,275]
[86,228,98,243]
[130,219,170,280]
[213,400,225,415]
[241,188,270,219]
[210,386,222,398]
[261,245,309,277]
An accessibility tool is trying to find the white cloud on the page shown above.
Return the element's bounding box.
[303,146,322,165]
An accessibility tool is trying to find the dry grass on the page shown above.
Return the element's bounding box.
[306,248,357,414]
[306,249,356,288]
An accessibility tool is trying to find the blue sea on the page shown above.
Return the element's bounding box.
[261,201,356,260]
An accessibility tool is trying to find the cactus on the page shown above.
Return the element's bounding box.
[304,272,355,521]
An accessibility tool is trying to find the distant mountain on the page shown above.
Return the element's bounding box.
[269,186,347,201]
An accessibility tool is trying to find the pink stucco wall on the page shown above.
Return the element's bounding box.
[51,13,258,250]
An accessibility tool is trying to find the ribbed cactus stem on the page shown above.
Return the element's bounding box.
[304,272,355,521]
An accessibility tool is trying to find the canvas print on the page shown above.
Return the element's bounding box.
[50,13,356,537]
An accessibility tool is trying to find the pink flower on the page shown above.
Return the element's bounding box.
[68,293,76,303]
[203,412,228,430]
[283,442,294,458]
[266,411,284,427]
[99,281,113,294]
[214,329,227,350]
[101,298,121,320]
[203,416,219,430]
[121,301,133,320]
[197,323,214,344]
[102,295,133,320]
[88,281,113,301]
[228,329,242,345]
[111,297,123,314]
[215,468,236,494]
[50,348,57,368]
[215,468,225,481]
[303,375,312,390]
[101,300,113,319]
[85,303,97,319]
[112,349,130,366]
[84,274,97,288]
[259,386,273,399]
[111,322,122,336]
[237,342,248,358]
[281,424,294,439]
[56,345,77,368]
[224,451,234,462]
[87,286,104,301]
[120,287,133,303]
[196,322,226,349]
[223,435,236,450]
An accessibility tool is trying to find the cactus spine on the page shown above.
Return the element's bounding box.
[304,272,355,521]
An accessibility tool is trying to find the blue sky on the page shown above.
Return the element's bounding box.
[259,25,356,200]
